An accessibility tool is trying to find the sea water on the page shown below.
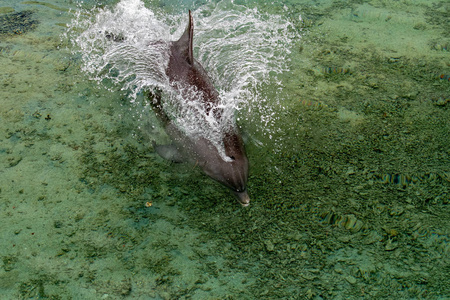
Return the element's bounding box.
[0,0,448,298]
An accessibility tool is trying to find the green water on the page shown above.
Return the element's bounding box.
[0,0,448,299]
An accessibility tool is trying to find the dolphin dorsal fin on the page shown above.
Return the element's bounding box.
[175,10,194,65]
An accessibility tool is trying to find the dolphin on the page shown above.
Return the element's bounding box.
[150,11,250,206]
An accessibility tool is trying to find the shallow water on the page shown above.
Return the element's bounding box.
[0,0,449,299]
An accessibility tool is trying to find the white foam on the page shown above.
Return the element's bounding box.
[67,0,298,156]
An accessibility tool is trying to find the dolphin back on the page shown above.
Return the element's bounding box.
[167,11,219,107]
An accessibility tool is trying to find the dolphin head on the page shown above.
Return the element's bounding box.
[198,131,249,206]
[202,155,249,206]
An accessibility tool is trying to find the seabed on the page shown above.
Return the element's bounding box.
[0,0,448,299]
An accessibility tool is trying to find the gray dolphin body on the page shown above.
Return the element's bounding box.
[150,11,250,206]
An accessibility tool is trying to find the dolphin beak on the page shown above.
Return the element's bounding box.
[233,190,250,207]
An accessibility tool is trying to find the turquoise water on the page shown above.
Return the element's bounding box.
[0,0,449,299]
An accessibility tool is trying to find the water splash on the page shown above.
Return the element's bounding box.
[67,0,298,151]
[69,0,171,94]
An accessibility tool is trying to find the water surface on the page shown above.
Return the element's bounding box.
[0,0,448,298]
